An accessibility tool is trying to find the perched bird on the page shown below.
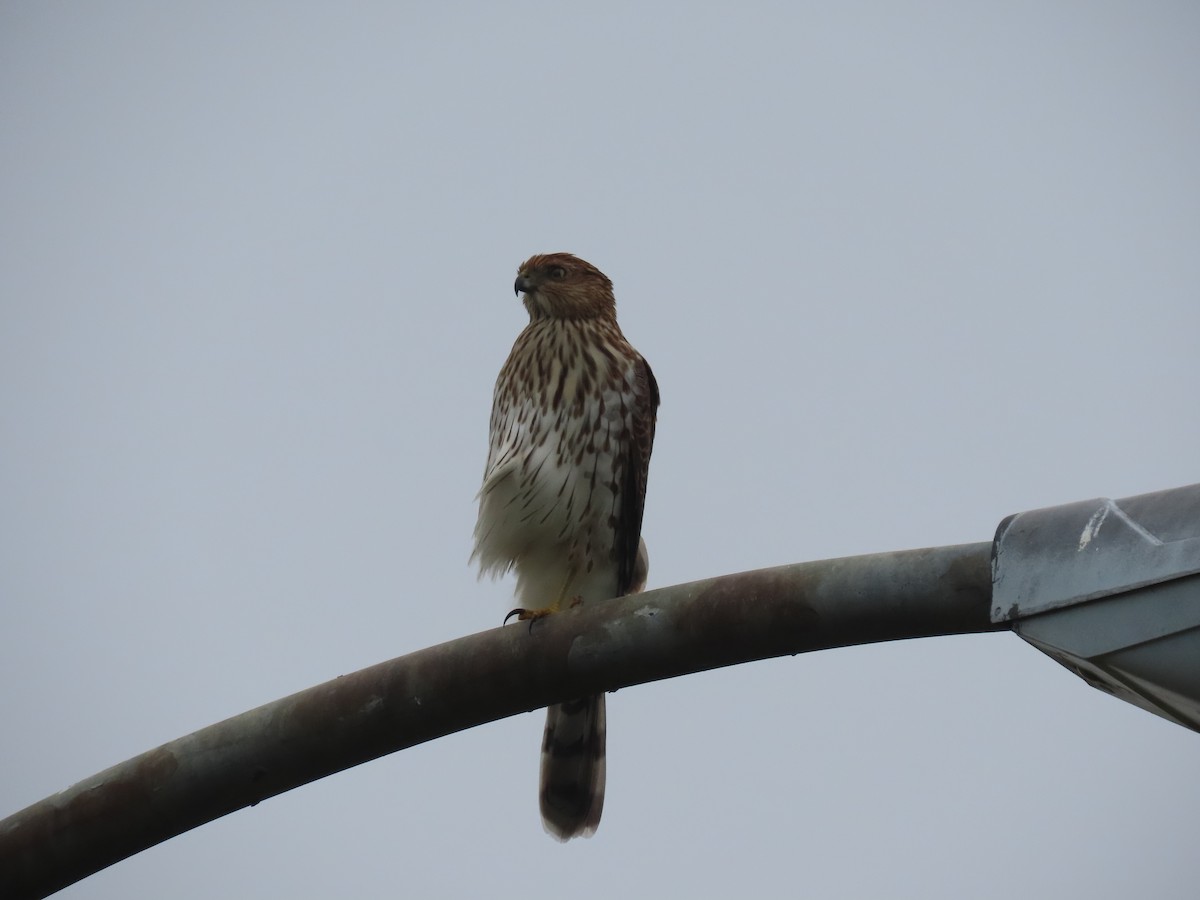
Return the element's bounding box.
[472,252,659,840]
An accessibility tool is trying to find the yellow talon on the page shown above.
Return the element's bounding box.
[505,575,579,630]
[504,607,555,631]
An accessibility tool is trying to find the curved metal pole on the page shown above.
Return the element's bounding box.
[0,543,1000,899]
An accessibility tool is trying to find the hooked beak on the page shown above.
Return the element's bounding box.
[514,273,535,296]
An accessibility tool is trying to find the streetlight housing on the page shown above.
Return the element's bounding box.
[992,484,1200,732]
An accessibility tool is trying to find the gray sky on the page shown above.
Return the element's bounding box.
[2,3,1198,897]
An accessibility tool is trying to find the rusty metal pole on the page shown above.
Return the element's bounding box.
[0,543,999,899]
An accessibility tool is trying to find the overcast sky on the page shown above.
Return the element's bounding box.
[2,3,1198,898]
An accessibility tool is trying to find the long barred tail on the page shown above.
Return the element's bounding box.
[539,693,606,840]
[537,540,646,839]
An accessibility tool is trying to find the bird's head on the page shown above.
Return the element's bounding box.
[514,253,615,321]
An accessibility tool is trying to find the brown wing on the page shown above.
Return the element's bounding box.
[615,355,659,596]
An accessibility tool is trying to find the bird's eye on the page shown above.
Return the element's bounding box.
[549,266,567,280]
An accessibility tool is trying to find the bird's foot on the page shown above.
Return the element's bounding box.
[504,595,584,631]
[504,607,555,633]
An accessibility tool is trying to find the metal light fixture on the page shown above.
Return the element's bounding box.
[992,484,1200,732]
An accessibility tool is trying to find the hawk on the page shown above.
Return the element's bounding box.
[472,252,659,840]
